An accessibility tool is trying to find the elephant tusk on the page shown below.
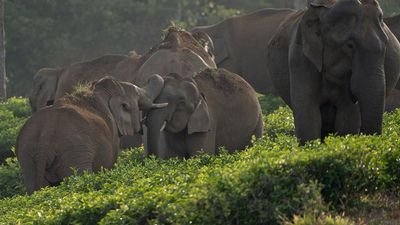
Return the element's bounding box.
[160,121,167,132]
[152,102,168,109]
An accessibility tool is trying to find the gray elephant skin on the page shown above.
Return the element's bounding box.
[16,76,167,194]
[266,0,400,144]
[146,68,263,159]
[192,8,296,95]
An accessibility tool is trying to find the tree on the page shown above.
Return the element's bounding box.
[0,0,5,99]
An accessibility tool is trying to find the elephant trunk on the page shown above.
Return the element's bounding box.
[145,108,167,156]
[351,50,385,135]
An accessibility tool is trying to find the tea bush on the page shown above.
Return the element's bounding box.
[0,97,30,163]
[0,103,399,224]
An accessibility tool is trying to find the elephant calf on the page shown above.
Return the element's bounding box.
[16,76,167,194]
[146,68,263,159]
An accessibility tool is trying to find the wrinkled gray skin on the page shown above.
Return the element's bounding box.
[145,69,263,159]
[134,28,217,87]
[16,75,167,194]
[192,8,296,94]
[267,0,400,145]
[29,67,64,112]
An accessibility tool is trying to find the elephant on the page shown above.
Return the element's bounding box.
[16,75,167,194]
[54,52,141,100]
[385,14,400,42]
[385,89,400,112]
[145,68,263,159]
[191,8,296,95]
[266,0,400,145]
[134,27,217,86]
[29,67,64,112]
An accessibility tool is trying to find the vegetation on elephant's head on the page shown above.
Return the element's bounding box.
[71,82,95,98]
[137,26,213,69]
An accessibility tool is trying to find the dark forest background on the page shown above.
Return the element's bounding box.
[6,0,400,96]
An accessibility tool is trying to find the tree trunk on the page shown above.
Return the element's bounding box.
[0,0,6,99]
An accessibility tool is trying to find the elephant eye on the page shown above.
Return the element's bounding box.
[121,103,130,111]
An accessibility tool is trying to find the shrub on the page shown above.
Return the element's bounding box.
[0,157,25,198]
[258,94,286,116]
[0,103,399,224]
[0,97,30,163]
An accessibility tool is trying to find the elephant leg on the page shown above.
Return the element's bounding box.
[161,132,186,159]
[320,104,336,140]
[335,102,361,136]
[186,131,215,157]
[120,134,142,149]
[55,151,94,182]
[289,46,322,144]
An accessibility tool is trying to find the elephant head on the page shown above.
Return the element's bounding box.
[192,31,215,60]
[301,0,394,135]
[93,75,168,136]
[145,73,211,155]
[29,67,63,112]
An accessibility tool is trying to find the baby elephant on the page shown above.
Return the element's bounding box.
[145,68,263,159]
[16,76,167,194]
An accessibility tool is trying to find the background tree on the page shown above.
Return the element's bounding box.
[0,0,5,99]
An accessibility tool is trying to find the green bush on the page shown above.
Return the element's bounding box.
[0,157,25,198]
[0,97,30,163]
[258,94,286,116]
[0,107,399,224]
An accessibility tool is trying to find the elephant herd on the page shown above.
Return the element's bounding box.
[16,0,400,194]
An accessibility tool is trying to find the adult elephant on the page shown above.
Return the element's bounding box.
[29,67,64,112]
[134,27,216,87]
[54,52,141,100]
[191,8,295,94]
[385,14,400,41]
[267,0,400,144]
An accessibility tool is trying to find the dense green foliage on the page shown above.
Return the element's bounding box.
[5,0,400,96]
[0,97,30,163]
[0,97,399,224]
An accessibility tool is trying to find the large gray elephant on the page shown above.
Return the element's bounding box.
[134,27,217,86]
[16,76,167,194]
[29,67,64,112]
[385,14,400,41]
[54,53,141,100]
[145,69,263,159]
[267,0,400,144]
[191,8,296,94]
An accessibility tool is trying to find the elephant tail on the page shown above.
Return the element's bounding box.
[254,113,264,139]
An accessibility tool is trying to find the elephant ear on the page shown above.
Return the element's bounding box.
[301,0,335,72]
[187,97,211,135]
[95,77,136,136]
[109,94,136,136]
[212,36,229,65]
[192,31,215,55]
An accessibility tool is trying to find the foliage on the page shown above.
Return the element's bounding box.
[0,104,399,224]
[0,157,24,198]
[0,97,30,163]
[258,94,286,116]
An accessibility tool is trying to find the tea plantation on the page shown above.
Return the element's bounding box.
[0,96,399,224]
